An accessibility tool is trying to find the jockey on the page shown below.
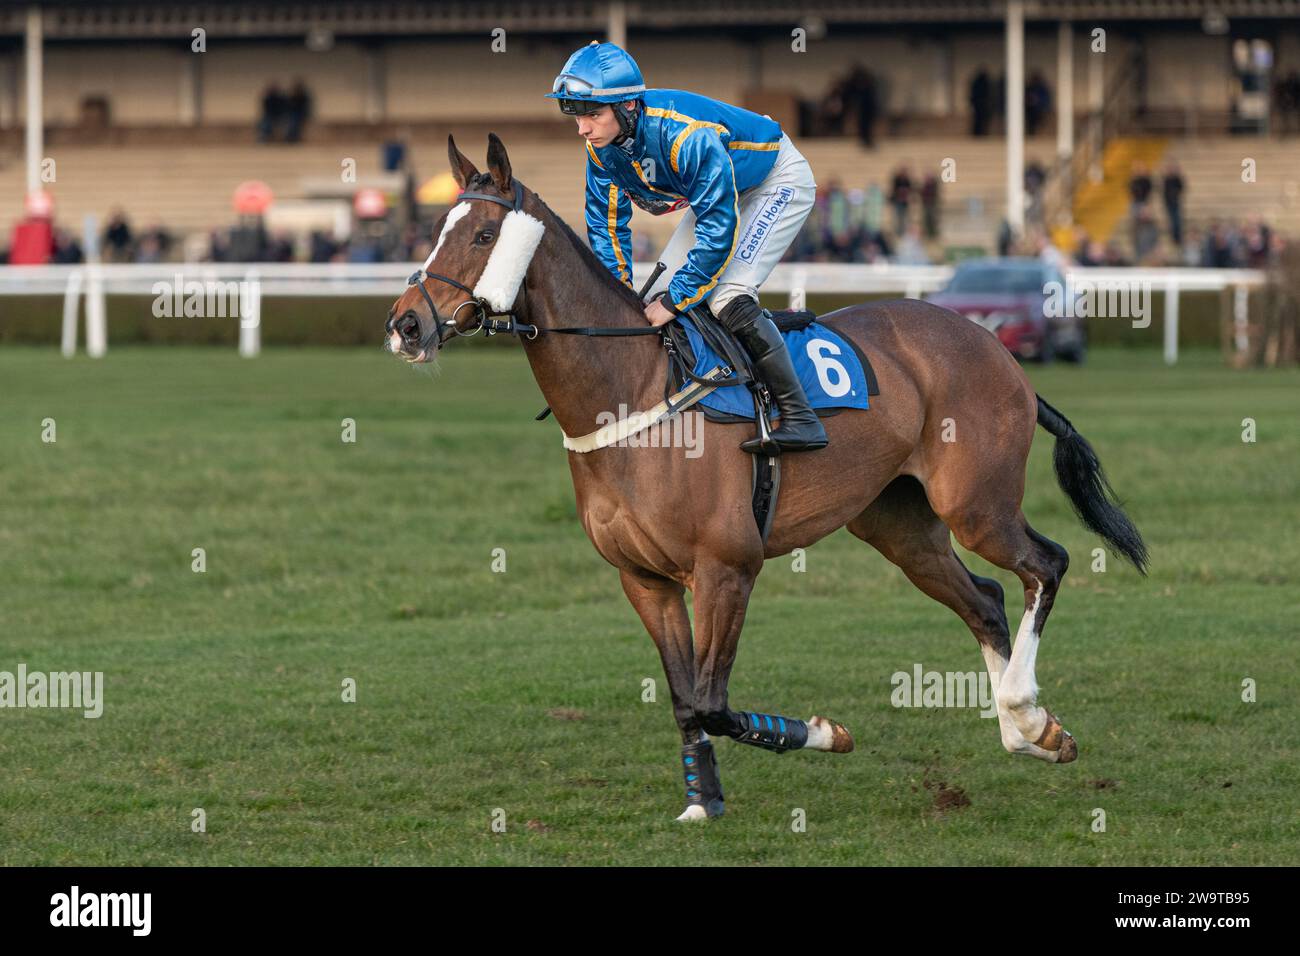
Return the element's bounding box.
[546,40,828,454]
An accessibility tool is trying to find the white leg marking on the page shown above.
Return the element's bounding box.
[805,716,834,752]
[996,580,1055,753]
[676,804,709,822]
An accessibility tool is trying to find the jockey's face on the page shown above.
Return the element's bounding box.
[575,101,635,148]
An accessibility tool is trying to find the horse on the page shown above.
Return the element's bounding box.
[386,134,1148,821]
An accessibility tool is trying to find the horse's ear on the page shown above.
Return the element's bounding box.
[448,134,479,189]
[485,133,513,193]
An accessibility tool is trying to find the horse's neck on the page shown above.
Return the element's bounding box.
[518,230,665,440]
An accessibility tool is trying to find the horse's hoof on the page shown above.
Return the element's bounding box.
[809,715,855,753]
[1035,710,1077,763]
[675,799,723,822]
[1057,729,1078,763]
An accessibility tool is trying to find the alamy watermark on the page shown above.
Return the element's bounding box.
[151,273,259,327]
[1044,277,1152,329]
[594,404,705,458]
[890,663,997,718]
[0,664,104,718]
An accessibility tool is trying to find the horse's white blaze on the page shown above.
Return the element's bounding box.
[998,579,1048,745]
[423,201,471,270]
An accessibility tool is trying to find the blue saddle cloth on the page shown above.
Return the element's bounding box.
[677,313,872,420]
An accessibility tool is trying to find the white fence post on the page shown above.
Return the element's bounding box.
[239,269,261,357]
[61,268,83,357]
[86,264,107,358]
[1162,279,1179,366]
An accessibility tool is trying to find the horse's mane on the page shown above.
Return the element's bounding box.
[466,172,647,312]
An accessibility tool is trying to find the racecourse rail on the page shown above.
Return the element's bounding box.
[0,262,1267,365]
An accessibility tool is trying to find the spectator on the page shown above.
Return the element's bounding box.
[1287,72,1300,135]
[102,209,133,262]
[1128,162,1154,258]
[969,67,993,137]
[1273,71,1300,135]
[258,83,287,143]
[920,173,941,240]
[889,164,913,237]
[135,222,173,263]
[1132,205,1160,262]
[1202,221,1235,268]
[818,74,852,136]
[1241,215,1272,269]
[1162,160,1186,248]
[51,227,84,264]
[894,224,930,265]
[1078,239,1107,267]
[1181,226,1204,267]
[864,182,884,237]
[309,229,340,263]
[996,218,1014,257]
[1025,72,1052,136]
[285,79,312,143]
[849,66,878,147]
[1025,160,1048,227]
[1129,163,1154,206]
[1029,227,1068,270]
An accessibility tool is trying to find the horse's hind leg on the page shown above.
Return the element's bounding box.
[619,568,724,821]
[847,477,1013,726]
[928,486,1076,763]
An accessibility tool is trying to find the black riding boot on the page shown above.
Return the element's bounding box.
[716,296,829,454]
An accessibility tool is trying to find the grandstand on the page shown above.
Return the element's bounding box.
[2,1,1299,263]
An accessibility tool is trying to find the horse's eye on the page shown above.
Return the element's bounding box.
[476,230,495,245]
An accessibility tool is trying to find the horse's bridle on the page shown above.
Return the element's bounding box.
[405,180,537,352]
[401,179,666,352]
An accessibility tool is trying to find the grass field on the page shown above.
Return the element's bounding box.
[1,344,1296,865]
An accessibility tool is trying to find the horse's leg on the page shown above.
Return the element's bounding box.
[928,492,1076,763]
[847,476,1016,743]
[689,560,854,760]
[618,568,724,821]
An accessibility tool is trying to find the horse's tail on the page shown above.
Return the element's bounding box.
[1036,395,1149,574]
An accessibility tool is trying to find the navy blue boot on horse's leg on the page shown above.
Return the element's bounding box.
[697,708,855,756]
[677,738,725,821]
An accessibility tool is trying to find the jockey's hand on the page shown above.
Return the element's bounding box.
[644,297,676,327]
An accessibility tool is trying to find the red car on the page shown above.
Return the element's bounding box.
[926,257,1087,363]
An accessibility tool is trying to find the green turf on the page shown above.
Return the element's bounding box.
[1,345,1296,865]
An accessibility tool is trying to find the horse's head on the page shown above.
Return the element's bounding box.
[386,133,545,363]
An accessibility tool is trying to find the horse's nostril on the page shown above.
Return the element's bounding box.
[400,317,420,340]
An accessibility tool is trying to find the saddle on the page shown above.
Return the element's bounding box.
[660,300,879,545]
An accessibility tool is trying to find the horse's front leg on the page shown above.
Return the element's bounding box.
[691,560,856,760]
[619,568,725,821]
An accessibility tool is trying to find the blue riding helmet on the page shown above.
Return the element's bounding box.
[545,40,645,115]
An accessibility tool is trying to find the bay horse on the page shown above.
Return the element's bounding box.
[386,135,1148,821]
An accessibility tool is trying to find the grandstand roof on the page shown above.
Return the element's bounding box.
[5,0,1300,40]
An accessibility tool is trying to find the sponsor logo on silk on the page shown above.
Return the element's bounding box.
[737,186,795,264]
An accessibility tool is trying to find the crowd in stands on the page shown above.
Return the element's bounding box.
[258,80,313,143]
[809,66,881,145]
[786,166,943,264]
[968,68,1052,137]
